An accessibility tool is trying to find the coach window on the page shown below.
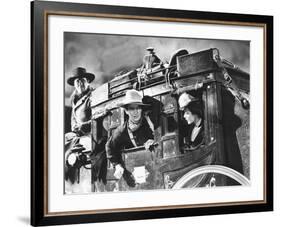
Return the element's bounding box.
[117,94,164,151]
[178,91,205,150]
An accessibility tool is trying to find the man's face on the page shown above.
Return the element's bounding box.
[125,104,143,123]
[74,77,89,94]
[183,108,195,125]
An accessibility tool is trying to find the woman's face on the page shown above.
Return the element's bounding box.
[183,108,195,125]
[126,104,143,123]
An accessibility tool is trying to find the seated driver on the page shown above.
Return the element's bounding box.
[142,47,162,70]
[106,89,155,187]
[138,47,163,82]
[178,93,204,149]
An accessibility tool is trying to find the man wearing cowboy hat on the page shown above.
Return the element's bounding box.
[65,67,106,190]
[67,67,95,135]
[106,89,156,187]
[137,47,163,83]
[141,47,162,71]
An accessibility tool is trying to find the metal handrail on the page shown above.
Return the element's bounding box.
[110,77,138,89]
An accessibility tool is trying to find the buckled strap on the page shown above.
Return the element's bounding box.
[127,127,137,147]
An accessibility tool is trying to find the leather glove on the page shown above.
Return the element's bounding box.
[114,164,124,179]
[144,139,155,151]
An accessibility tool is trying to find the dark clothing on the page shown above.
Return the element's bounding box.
[91,138,108,185]
[70,88,93,134]
[221,89,244,179]
[142,53,161,70]
[181,120,204,149]
[106,118,154,166]
[65,87,107,187]
[142,95,162,129]
[65,88,93,184]
[64,136,81,183]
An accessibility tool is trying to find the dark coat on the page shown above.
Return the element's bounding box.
[106,118,154,166]
[181,120,204,149]
[142,53,161,70]
[64,88,92,183]
[70,88,93,134]
[65,87,108,185]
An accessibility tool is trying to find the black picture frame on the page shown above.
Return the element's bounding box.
[31,0,273,226]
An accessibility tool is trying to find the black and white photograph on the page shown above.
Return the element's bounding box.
[29,0,273,225]
[64,33,250,194]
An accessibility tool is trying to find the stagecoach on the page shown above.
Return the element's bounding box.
[66,48,250,193]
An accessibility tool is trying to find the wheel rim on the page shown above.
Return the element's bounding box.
[172,165,250,189]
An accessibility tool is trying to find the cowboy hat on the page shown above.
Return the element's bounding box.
[67,67,95,86]
[119,89,150,108]
[178,93,199,111]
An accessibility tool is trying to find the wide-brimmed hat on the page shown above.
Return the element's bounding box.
[119,89,150,108]
[67,67,95,86]
[178,93,199,111]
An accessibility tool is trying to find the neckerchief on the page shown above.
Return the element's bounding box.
[128,117,143,132]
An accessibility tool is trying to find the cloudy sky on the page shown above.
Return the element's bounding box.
[64,32,249,106]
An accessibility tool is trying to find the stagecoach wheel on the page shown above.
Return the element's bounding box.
[172,165,250,189]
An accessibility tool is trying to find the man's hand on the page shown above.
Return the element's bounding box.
[114,164,124,179]
[144,139,154,151]
[65,132,77,142]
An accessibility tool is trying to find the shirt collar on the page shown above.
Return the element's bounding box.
[195,118,202,127]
